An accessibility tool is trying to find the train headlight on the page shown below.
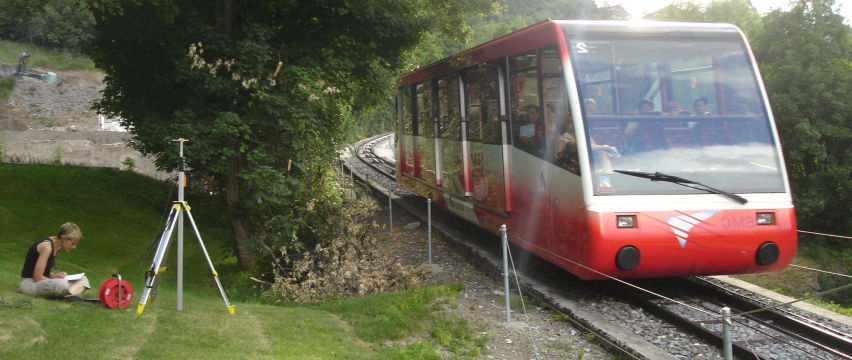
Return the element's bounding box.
[756,212,775,225]
[617,215,636,228]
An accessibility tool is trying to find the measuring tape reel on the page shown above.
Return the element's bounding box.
[98,275,133,309]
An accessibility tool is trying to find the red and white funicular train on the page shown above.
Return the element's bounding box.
[394,20,796,279]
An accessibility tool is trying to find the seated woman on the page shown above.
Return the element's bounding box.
[18,222,90,301]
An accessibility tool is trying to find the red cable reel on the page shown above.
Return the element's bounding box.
[98,274,133,309]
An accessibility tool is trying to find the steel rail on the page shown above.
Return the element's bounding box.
[614,278,851,360]
[689,278,852,359]
[352,133,395,180]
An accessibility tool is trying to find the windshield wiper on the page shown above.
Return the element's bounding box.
[614,170,748,204]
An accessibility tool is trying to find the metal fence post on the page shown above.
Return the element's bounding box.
[500,224,511,323]
[388,190,393,231]
[427,197,432,265]
[722,307,733,360]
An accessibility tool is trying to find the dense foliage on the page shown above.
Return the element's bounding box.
[410,0,610,68]
[87,0,498,270]
[752,0,852,304]
[650,0,761,36]
[0,0,93,53]
[751,0,852,239]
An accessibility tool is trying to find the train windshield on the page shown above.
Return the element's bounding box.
[568,36,785,196]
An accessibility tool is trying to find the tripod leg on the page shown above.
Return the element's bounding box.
[136,203,181,315]
[183,208,235,315]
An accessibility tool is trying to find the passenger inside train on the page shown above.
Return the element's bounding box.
[518,102,543,155]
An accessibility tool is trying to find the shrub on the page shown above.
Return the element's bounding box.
[269,196,426,302]
[52,145,63,165]
[121,156,136,171]
[0,76,15,100]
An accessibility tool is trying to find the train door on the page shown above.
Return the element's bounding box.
[399,85,414,175]
[541,45,586,259]
[437,75,463,197]
[436,75,476,220]
[465,62,508,215]
[415,82,435,183]
[508,48,552,250]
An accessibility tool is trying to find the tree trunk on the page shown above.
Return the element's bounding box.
[215,1,253,269]
[215,0,233,34]
[225,154,258,269]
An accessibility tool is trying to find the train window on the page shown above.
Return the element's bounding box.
[416,82,433,139]
[437,75,464,196]
[541,46,579,174]
[416,81,438,182]
[509,50,541,156]
[437,76,461,141]
[573,42,616,114]
[670,56,716,116]
[465,62,501,145]
[401,86,413,137]
[570,37,783,195]
[465,71,482,142]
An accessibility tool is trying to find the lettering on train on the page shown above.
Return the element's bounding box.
[720,216,755,229]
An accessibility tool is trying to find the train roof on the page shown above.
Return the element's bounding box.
[555,19,742,38]
[398,20,745,86]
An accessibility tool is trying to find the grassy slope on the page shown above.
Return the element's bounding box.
[0,40,98,72]
[0,164,438,359]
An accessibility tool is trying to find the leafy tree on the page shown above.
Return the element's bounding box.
[0,0,94,53]
[37,0,94,52]
[0,0,48,45]
[410,0,607,67]
[650,0,761,36]
[88,0,497,270]
[751,0,852,237]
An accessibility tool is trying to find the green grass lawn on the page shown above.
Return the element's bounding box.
[0,164,478,359]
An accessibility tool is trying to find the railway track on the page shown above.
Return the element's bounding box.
[347,134,852,360]
[608,277,852,359]
[353,133,395,180]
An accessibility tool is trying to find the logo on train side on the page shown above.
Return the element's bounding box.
[666,211,718,248]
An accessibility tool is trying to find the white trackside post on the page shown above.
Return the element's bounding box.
[427,197,432,265]
[722,307,733,360]
[388,190,393,231]
[500,224,510,323]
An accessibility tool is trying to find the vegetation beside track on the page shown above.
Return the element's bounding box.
[733,242,852,315]
[0,164,485,359]
[0,39,98,72]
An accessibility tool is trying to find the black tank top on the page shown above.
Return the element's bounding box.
[20,238,54,278]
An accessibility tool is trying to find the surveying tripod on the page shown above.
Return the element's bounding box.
[136,138,234,315]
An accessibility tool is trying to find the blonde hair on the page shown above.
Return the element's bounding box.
[57,222,82,242]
